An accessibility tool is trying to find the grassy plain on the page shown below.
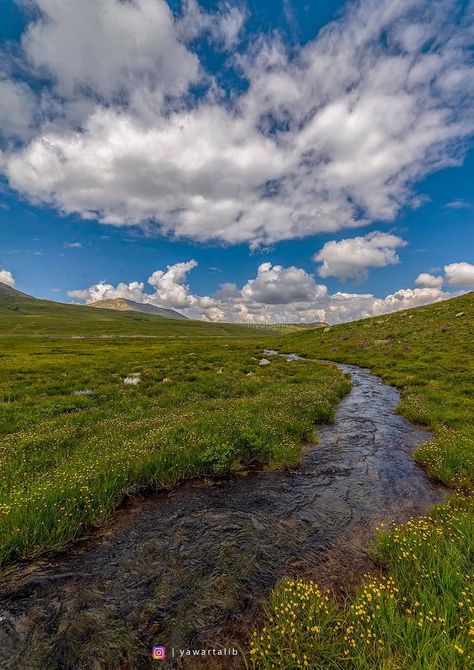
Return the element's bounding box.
[0,292,349,565]
[251,292,474,669]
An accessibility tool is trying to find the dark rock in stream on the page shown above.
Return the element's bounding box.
[0,364,444,670]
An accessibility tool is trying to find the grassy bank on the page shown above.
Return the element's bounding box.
[0,336,349,566]
[251,292,474,669]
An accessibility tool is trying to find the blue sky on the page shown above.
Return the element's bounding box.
[0,0,473,323]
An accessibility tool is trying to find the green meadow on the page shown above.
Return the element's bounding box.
[0,289,348,565]
[251,291,474,669]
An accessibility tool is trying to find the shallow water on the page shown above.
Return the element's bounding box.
[0,362,444,669]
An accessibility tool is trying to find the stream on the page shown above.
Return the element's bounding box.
[0,360,444,669]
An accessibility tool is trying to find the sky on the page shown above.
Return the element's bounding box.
[0,0,473,324]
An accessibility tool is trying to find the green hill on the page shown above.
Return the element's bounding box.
[0,282,267,338]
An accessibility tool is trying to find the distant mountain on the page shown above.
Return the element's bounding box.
[0,282,37,304]
[0,282,263,337]
[90,298,188,320]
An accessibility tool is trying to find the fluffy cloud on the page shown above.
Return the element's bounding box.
[5,104,292,243]
[68,280,146,304]
[323,287,448,324]
[314,232,407,281]
[444,262,474,287]
[0,269,15,287]
[69,259,450,324]
[148,260,198,308]
[69,260,202,309]
[415,272,443,288]
[21,0,199,102]
[367,287,447,315]
[240,262,327,304]
[2,0,474,245]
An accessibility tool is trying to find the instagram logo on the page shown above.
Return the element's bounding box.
[152,646,166,660]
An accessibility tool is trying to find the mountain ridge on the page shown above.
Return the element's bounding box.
[89,297,187,320]
[0,282,36,301]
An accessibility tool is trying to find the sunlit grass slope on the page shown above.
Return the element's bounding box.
[0,334,349,566]
[251,292,474,669]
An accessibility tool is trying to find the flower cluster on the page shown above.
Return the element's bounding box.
[249,578,338,668]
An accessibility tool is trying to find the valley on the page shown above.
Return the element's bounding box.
[1,286,472,668]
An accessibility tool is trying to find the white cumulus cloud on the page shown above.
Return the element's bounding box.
[444,262,474,287]
[21,0,199,102]
[68,259,451,324]
[415,272,444,288]
[68,281,146,304]
[148,260,198,308]
[240,262,327,304]
[0,269,16,287]
[1,0,473,245]
[314,231,407,281]
[323,287,448,324]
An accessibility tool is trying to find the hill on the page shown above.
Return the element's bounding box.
[89,297,187,320]
[0,282,269,338]
[0,282,39,303]
[284,321,328,331]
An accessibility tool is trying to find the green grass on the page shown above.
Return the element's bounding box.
[250,498,474,669]
[0,335,349,566]
[251,292,474,669]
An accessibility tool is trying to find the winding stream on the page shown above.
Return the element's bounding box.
[0,361,444,669]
